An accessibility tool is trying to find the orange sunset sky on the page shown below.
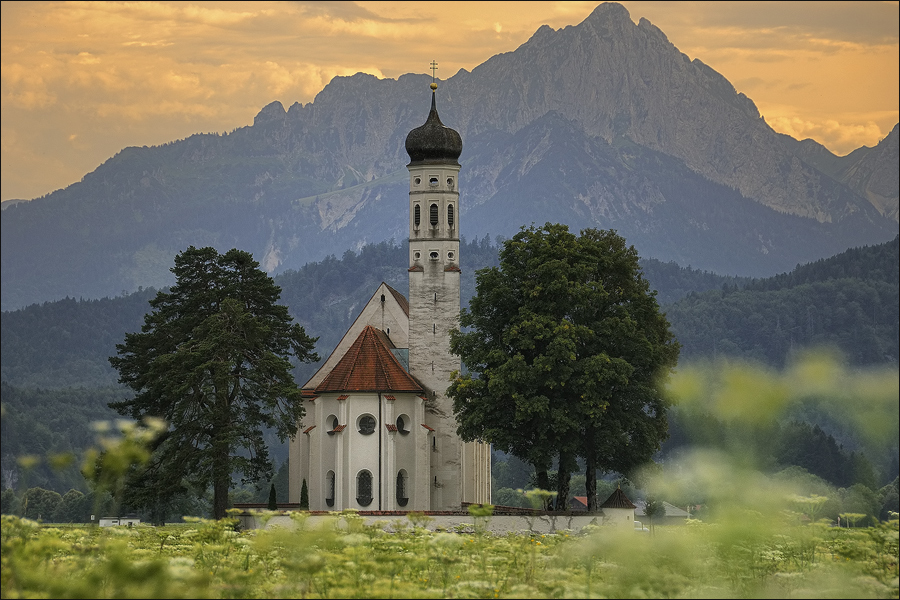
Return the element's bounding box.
[2,1,898,203]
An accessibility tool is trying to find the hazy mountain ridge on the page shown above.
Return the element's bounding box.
[789,125,899,221]
[1,2,897,311]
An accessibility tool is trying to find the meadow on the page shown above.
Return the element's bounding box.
[2,507,898,599]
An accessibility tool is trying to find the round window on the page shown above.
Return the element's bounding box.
[358,414,376,435]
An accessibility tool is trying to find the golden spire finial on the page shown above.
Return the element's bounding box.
[430,60,438,90]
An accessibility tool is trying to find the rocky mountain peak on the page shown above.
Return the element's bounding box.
[254,100,286,126]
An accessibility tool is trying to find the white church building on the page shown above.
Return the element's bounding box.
[288,82,492,511]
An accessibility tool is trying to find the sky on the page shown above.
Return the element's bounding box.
[1,1,898,202]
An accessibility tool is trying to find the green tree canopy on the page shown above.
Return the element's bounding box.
[449,224,679,511]
[109,246,318,519]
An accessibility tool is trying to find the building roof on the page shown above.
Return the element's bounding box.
[314,325,424,394]
[302,282,410,390]
[405,90,462,166]
[384,283,409,317]
[600,487,637,510]
[635,500,691,518]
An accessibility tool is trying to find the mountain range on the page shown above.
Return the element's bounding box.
[2,2,897,311]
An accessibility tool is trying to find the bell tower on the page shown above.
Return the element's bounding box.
[405,73,489,509]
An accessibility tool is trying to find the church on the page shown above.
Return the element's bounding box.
[288,81,492,511]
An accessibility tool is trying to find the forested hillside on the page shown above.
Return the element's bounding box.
[666,236,899,367]
[0,236,749,390]
[0,383,121,493]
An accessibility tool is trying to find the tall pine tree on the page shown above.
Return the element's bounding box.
[110,247,318,519]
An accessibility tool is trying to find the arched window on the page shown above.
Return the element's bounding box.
[396,470,409,507]
[325,470,335,507]
[358,414,376,435]
[430,203,438,227]
[447,204,454,228]
[414,204,420,227]
[357,470,373,506]
[327,415,339,435]
[396,414,410,435]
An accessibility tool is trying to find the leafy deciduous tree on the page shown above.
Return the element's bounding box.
[21,487,62,521]
[109,247,318,519]
[449,224,679,510]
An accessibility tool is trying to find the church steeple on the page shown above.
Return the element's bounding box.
[406,74,472,509]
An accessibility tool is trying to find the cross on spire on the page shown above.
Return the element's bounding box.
[430,60,438,82]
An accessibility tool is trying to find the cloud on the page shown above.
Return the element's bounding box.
[766,115,890,155]
[1,61,59,109]
[625,0,898,49]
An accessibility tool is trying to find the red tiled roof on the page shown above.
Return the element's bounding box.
[300,390,318,399]
[336,394,349,401]
[384,394,396,401]
[444,265,461,272]
[385,424,398,432]
[303,425,316,434]
[600,487,636,509]
[315,326,424,394]
[420,423,435,432]
[408,265,423,272]
[332,424,347,433]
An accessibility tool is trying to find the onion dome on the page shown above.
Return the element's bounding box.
[405,84,462,166]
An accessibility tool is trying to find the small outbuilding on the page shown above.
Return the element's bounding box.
[600,487,636,527]
[98,515,141,527]
[635,500,691,525]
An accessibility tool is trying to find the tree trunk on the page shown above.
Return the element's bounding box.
[584,426,598,512]
[586,455,598,512]
[213,468,230,520]
[556,450,575,512]
[535,470,552,510]
[212,434,230,520]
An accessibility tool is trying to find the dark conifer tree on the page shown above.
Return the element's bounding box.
[109,246,318,519]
